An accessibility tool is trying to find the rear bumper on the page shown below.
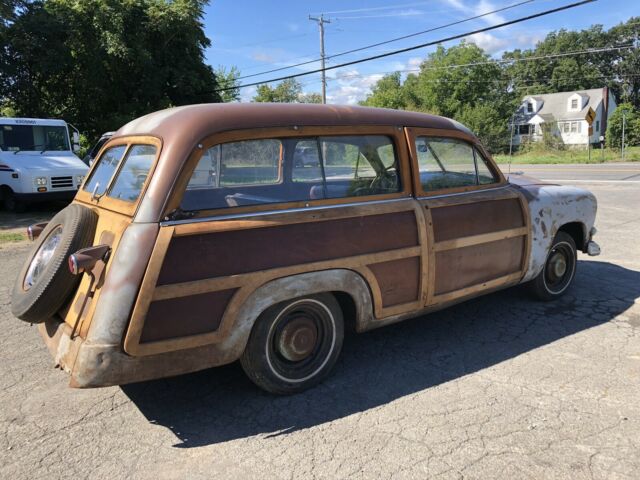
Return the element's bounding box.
[38,317,239,388]
[16,190,78,203]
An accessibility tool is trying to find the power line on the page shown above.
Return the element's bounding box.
[325,44,635,80]
[236,0,536,81]
[216,0,597,93]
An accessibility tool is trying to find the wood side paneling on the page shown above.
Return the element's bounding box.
[157,211,419,285]
[368,256,421,307]
[434,236,524,295]
[430,198,524,242]
[140,288,237,343]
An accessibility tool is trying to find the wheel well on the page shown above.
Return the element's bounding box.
[0,185,12,200]
[558,222,585,250]
[332,291,357,333]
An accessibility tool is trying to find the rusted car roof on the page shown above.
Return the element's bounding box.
[116,103,465,143]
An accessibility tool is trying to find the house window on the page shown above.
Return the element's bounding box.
[571,99,578,109]
[517,124,531,135]
[595,120,600,132]
[561,122,570,134]
[527,102,533,113]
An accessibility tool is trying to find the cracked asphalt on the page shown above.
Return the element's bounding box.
[1,177,639,479]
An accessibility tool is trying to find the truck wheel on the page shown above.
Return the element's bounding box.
[4,190,26,213]
[529,231,577,301]
[240,293,344,395]
[11,204,97,323]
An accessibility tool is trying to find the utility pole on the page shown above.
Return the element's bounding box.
[309,14,331,104]
[621,111,626,162]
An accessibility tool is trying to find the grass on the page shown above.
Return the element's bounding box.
[0,232,26,244]
[494,146,640,164]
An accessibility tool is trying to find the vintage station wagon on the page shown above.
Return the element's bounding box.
[11,104,600,394]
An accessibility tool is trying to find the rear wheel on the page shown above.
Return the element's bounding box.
[240,293,344,395]
[529,231,577,301]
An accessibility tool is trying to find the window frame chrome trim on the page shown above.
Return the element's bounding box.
[159,196,415,227]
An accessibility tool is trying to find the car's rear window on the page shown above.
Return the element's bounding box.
[83,143,157,202]
[83,145,126,197]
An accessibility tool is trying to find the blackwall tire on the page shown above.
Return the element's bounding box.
[240,293,344,395]
[11,204,98,323]
[529,231,577,301]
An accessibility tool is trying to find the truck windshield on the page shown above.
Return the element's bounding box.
[0,124,70,152]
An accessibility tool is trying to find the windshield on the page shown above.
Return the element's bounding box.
[0,124,70,152]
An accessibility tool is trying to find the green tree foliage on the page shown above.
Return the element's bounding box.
[0,0,220,137]
[252,78,322,103]
[298,92,323,104]
[253,79,302,103]
[606,103,640,148]
[360,72,407,109]
[360,18,639,152]
[214,65,241,103]
[363,43,515,152]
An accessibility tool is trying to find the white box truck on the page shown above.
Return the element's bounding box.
[0,117,89,211]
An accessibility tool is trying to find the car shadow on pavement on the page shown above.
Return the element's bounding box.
[122,260,640,448]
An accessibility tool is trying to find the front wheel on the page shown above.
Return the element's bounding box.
[529,231,577,301]
[240,293,344,395]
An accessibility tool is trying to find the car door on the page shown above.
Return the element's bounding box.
[405,128,530,306]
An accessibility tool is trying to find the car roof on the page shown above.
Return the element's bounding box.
[115,103,469,143]
[0,117,67,127]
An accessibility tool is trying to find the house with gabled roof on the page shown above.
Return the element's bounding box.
[510,87,616,147]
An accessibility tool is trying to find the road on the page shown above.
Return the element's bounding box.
[1,164,639,479]
[498,162,640,183]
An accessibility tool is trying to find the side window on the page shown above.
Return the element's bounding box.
[292,139,322,184]
[416,137,476,191]
[320,135,400,198]
[219,139,281,186]
[182,138,290,210]
[181,134,401,212]
[474,148,498,185]
[109,144,157,202]
[84,145,127,196]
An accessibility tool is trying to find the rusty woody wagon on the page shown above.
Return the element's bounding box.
[11,104,601,394]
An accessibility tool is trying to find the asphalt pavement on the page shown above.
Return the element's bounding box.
[1,163,639,479]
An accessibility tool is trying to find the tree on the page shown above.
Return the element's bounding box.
[360,72,407,109]
[253,78,302,103]
[298,92,323,104]
[252,78,322,103]
[0,0,221,137]
[606,103,640,148]
[215,65,241,102]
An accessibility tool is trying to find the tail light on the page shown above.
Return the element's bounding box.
[68,244,111,275]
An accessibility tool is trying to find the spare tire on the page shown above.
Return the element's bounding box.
[11,204,98,323]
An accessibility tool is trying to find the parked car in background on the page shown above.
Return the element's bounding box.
[0,117,88,211]
[11,104,600,394]
[82,131,114,166]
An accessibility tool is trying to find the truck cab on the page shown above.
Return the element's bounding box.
[0,117,89,211]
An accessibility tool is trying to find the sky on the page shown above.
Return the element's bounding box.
[202,0,638,104]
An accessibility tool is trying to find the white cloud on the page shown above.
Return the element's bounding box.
[516,33,546,49]
[468,32,508,54]
[441,0,505,25]
[326,69,385,105]
[251,52,276,63]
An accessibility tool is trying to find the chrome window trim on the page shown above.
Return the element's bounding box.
[160,196,414,226]
[415,184,509,201]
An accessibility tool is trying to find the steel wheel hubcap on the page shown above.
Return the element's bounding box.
[549,252,567,278]
[277,317,318,362]
[23,226,63,290]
